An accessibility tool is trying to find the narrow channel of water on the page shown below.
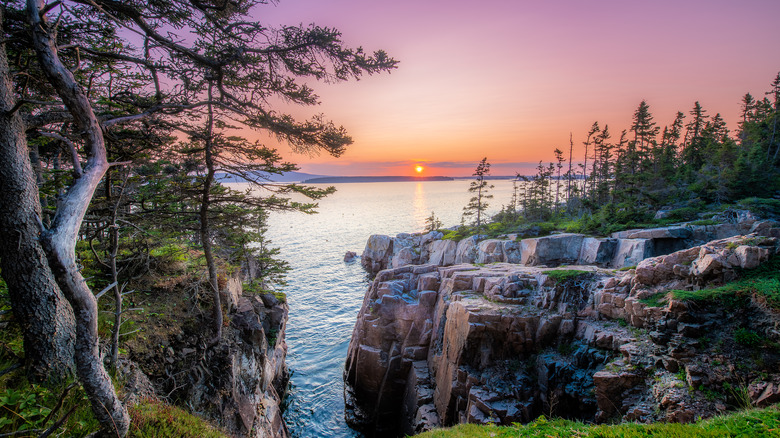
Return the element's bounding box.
[253,180,515,437]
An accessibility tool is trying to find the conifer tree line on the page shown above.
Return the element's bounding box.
[498,73,780,231]
[0,1,396,435]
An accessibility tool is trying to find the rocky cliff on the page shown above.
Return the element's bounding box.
[345,215,780,437]
[125,277,290,437]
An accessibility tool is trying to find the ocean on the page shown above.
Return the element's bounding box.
[232,180,516,437]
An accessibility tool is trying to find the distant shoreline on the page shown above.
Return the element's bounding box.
[302,176,455,183]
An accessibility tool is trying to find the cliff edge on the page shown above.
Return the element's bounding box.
[345,216,780,436]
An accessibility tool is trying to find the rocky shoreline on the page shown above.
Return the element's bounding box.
[344,213,780,436]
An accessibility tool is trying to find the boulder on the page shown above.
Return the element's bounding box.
[419,231,443,263]
[361,234,394,274]
[392,247,415,268]
[520,233,585,266]
[733,245,770,270]
[455,236,480,264]
[578,238,618,266]
[502,240,522,264]
[344,251,358,262]
[610,239,651,269]
[428,240,457,266]
[476,239,505,264]
[690,252,726,278]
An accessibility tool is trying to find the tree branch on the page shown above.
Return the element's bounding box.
[38,131,83,177]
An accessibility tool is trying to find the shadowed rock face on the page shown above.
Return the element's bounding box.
[130,281,290,438]
[346,231,780,437]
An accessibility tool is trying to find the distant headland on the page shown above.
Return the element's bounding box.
[302,176,454,183]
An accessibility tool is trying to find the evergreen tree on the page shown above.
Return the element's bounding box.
[462,158,494,234]
[681,101,709,173]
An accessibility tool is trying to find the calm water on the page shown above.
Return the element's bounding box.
[236,180,515,437]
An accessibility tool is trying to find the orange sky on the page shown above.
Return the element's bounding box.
[254,0,780,177]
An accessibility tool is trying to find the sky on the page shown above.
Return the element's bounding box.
[254,0,780,177]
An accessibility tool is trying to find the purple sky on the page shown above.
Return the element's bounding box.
[254,0,780,176]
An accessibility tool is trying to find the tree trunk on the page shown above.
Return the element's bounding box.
[201,84,222,341]
[27,1,129,435]
[0,11,75,384]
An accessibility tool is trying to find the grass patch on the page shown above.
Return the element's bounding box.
[546,270,589,283]
[670,256,780,311]
[413,406,780,437]
[639,292,668,308]
[129,399,227,437]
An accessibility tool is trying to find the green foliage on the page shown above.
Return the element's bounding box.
[0,379,99,437]
[639,292,668,308]
[722,382,753,411]
[412,407,780,437]
[425,211,443,232]
[271,291,287,303]
[462,158,494,234]
[670,256,780,310]
[488,73,780,237]
[546,270,589,283]
[665,206,700,222]
[244,281,287,303]
[441,229,464,241]
[734,328,763,348]
[128,399,228,438]
[149,244,189,263]
[737,197,780,218]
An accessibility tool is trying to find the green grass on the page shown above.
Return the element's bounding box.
[546,270,589,283]
[412,406,780,437]
[639,292,669,308]
[129,399,228,437]
[670,256,780,311]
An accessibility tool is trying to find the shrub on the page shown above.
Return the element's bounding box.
[734,328,763,348]
[737,197,780,218]
[666,206,701,222]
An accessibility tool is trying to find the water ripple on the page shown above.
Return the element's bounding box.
[244,180,516,438]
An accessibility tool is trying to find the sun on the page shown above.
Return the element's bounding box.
[415,165,424,173]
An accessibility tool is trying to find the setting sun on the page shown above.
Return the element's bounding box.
[415,165,424,173]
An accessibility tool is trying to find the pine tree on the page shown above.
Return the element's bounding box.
[681,101,709,173]
[462,158,494,234]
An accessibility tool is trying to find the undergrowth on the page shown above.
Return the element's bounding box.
[0,277,226,437]
[412,406,780,437]
[639,292,669,308]
[129,399,228,437]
